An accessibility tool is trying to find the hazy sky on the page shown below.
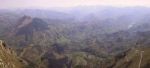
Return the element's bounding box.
[0,0,150,9]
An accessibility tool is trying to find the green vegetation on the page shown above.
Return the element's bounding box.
[0,8,150,68]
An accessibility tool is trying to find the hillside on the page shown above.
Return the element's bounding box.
[114,48,150,68]
[0,7,150,68]
[0,40,25,68]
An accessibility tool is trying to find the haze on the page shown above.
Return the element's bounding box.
[0,0,150,9]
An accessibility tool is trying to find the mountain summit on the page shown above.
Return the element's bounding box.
[15,16,48,36]
[7,16,49,43]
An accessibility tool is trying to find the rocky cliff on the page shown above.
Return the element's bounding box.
[0,40,25,68]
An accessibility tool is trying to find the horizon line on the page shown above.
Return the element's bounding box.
[0,5,150,10]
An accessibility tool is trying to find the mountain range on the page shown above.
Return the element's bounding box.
[0,6,150,68]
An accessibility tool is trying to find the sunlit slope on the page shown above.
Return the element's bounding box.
[114,47,150,68]
[0,40,25,68]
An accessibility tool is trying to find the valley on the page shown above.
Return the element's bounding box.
[0,7,150,68]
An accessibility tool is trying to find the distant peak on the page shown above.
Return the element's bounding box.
[17,15,33,29]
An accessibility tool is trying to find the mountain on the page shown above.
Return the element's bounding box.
[0,11,20,36]
[11,15,48,35]
[6,9,74,20]
[5,16,50,48]
[0,6,150,68]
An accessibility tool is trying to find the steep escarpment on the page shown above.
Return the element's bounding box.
[0,40,25,68]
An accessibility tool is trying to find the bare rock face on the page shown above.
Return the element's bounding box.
[0,40,25,68]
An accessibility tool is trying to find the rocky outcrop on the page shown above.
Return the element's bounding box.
[0,40,25,68]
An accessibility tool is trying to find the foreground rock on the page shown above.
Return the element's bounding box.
[0,40,25,68]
